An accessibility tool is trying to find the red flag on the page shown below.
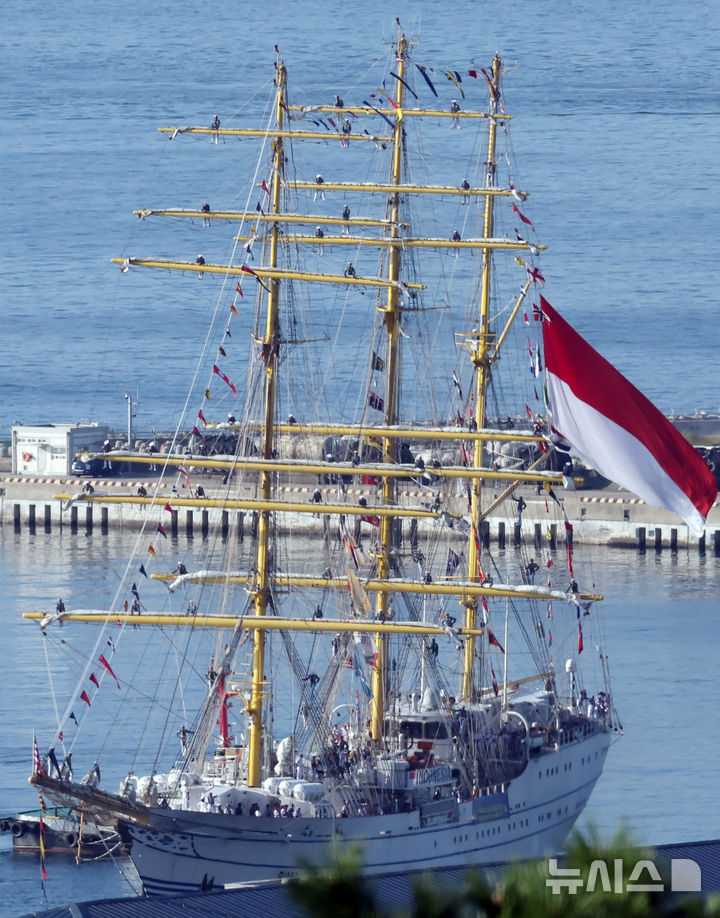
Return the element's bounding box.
[360,514,381,527]
[198,409,207,425]
[213,364,237,395]
[513,203,534,230]
[156,523,167,539]
[542,297,717,534]
[80,690,92,707]
[235,283,244,299]
[99,654,121,689]
[89,673,99,688]
[164,502,177,516]
[148,544,157,558]
[261,179,270,194]
[578,622,584,654]
[488,628,505,653]
[491,664,499,696]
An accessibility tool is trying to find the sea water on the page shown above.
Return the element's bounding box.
[0,528,717,915]
[1,0,719,913]
[2,0,720,437]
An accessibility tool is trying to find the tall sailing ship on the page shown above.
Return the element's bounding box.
[25,29,715,897]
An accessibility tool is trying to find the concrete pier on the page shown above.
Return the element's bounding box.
[0,459,718,553]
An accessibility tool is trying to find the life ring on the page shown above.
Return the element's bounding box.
[22,452,32,463]
[64,831,78,848]
[11,822,25,838]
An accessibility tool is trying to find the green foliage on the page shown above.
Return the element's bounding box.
[288,828,720,918]
[289,842,379,918]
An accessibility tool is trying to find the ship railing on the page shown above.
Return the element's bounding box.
[557,717,609,746]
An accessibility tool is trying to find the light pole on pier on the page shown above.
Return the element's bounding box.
[124,392,137,450]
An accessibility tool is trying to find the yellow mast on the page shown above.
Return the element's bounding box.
[246,54,286,787]
[370,30,408,741]
[462,55,503,702]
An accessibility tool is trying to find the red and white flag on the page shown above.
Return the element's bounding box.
[542,297,717,535]
[33,731,42,776]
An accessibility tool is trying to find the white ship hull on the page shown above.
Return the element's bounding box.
[127,732,611,896]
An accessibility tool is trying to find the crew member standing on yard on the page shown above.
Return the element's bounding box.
[450,99,461,128]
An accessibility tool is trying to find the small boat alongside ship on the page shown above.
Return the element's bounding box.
[0,807,122,857]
